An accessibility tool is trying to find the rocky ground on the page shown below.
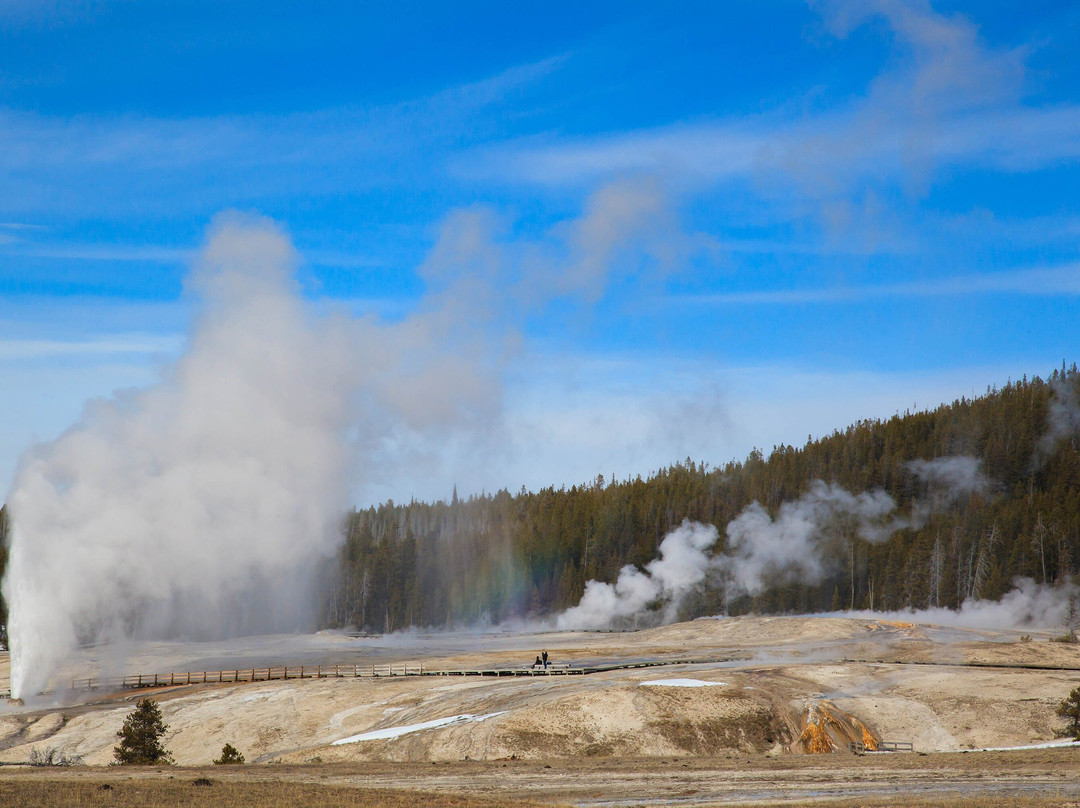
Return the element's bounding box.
[0,616,1077,797]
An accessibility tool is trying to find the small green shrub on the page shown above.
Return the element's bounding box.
[213,743,245,765]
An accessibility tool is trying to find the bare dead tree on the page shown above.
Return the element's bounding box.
[928,533,944,608]
[971,525,998,601]
[1032,513,1048,585]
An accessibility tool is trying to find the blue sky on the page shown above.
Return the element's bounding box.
[2,0,1079,503]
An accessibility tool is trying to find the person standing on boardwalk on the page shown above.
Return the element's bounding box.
[542,650,549,669]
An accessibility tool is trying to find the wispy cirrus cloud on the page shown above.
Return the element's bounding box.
[0,55,565,217]
[1,243,193,263]
[683,264,1080,306]
[0,334,183,361]
[462,104,1080,187]
[456,1,1080,214]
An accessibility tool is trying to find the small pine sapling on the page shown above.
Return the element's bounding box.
[213,743,245,765]
[1058,685,1080,741]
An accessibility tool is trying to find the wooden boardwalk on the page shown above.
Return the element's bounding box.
[69,662,427,692]
[54,659,690,696]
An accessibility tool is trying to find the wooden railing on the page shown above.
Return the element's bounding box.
[879,740,915,752]
[0,658,700,699]
[69,662,424,692]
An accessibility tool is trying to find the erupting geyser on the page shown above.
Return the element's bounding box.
[2,215,363,699]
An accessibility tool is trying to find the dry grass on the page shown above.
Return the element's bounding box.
[1,775,1076,808]
[0,777,558,808]
[2,752,1080,808]
[820,799,1080,808]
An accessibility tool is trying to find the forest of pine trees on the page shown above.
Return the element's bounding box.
[321,367,1080,631]
[1,367,1078,639]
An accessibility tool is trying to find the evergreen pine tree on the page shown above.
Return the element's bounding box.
[113,698,173,765]
[1058,685,1080,740]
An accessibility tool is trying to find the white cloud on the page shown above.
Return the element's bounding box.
[457,1,1080,230]
[0,334,183,360]
[1,242,193,263]
[0,54,564,216]
[680,264,1080,305]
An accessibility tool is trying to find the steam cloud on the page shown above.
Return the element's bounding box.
[1,211,513,699]
[906,455,990,501]
[724,482,896,597]
[904,455,991,529]
[1034,374,1080,469]
[3,183,691,699]
[556,521,718,630]
[840,576,1079,631]
[3,217,369,699]
[554,455,1061,631]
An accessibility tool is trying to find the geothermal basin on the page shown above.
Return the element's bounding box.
[1,615,1078,768]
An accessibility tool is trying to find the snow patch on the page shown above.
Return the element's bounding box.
[639,678,726,688]
[975,739,1080,752]
[331,711,507,744]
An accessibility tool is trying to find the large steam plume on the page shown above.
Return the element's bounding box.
[723,482,896,596]
[2,216,369,698]
[2,211,511,699]
[552,455,1037,630]
[556,520,718,629]
[3,183,690,699]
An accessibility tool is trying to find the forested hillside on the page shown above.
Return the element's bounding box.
[323,367,1080,631]
[1,368,1078,639]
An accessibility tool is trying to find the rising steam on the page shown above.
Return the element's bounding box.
[906,455,990,501]
[556,520,718,630]
[3,216,367,698]
[1034,373,1080,469]
[554,454,1071,631]
[554,476,909,628]
[723,482,896,597]
[840,576,1079,631]
[2,211,509,699]
[3,184,687,699]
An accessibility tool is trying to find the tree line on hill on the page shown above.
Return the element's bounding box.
[0,367,1077,642]
[321,366,1080,631]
